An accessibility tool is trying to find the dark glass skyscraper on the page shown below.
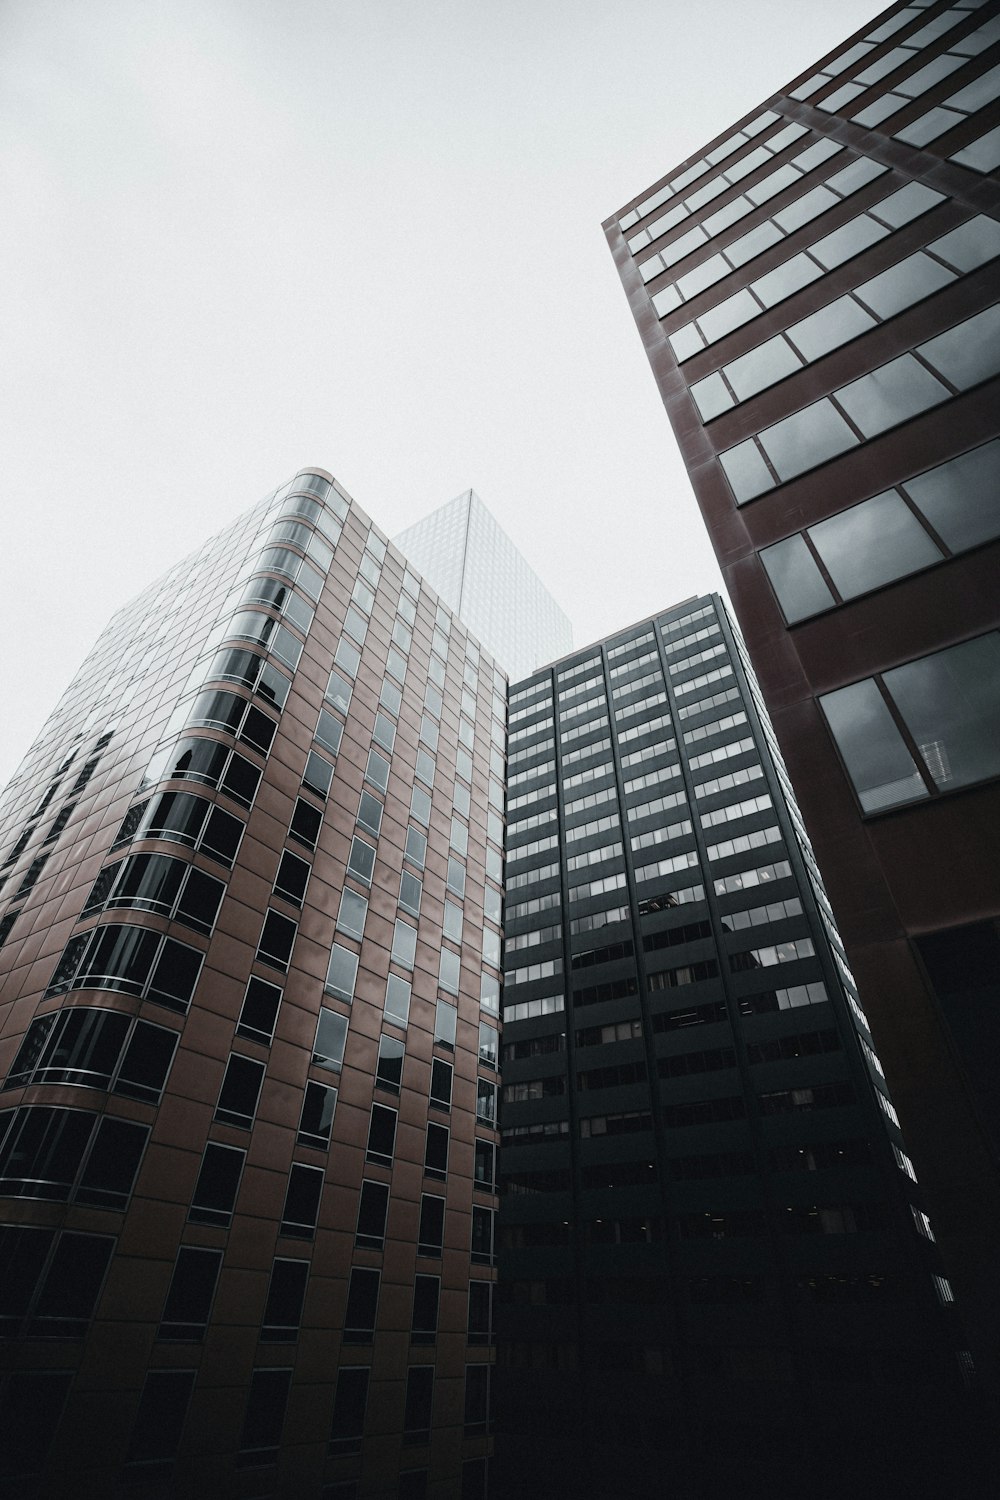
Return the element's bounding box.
[605,0,1000,1396]
[0,470,503,1499]
[494,595,977,1499]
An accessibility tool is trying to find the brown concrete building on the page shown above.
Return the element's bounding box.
[605,0,1000,1397]
[0,470,504,1499]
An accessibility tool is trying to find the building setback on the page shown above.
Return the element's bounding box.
[495,597,978,1499]
[0,470,504,1499]
[392,490,573,683]
[605,0,1000,1399]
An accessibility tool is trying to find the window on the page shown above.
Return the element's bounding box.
[357,790,383,837]
[418,1195,445,1257]
[337,888,368,941]
[280,1163,324,1238]
[215,1054,265,1128]
[424,1122,449,1180]
[468,1281,492,1345]
[443,900,463,942]
[376,1035,405,1093]
[405,826,427,869]
[464,1365,489,1436]
[0,1226,114,1341]
[438,949,460,998]
[821,634,1000,811]
[238,1368,291,1465]
[126,1370,195,1466]
[329,1368,368,1456]
[298,1081,337,1149]
[237,977,282,1044]
[159,1247,222,1341]
[367,1104,397,1165]
[303,750,333,800]
[447,858,466,899]
[385,974,412,1027]
[411,1275,440,1344]
[356,1180,390,1250]
[256,910,297,972]
[323,946,358,1007]
[392,919,417,970]
[410,785,431,826]
[478,1022,498,1069]
[313,1009,348,1071]
[476,1080,496,1126]
[434,998,457,1048]
[344,1268,379,1343]
[472,1206,495,1265]
[399,870,422,918]
[430,1059,452,1111]
[83,852,226,935]
[46,925,203,1013]
[6,1009,176,1103]
[474,1139,495,1192]
[347,836,376,887]
[274,850,310,907]
[373,711,396,752]
[0,1106,147,1211]
[289,798,322,850]
[315,709,343,757]
[190,1143,244,1226]
[403,1368,434,1444]
[365,749,390,793]
[326,668,353,715]
[261,1259,308,1342]
[335,638,361,678]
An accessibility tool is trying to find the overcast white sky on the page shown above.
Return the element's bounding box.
[0,0,877,791]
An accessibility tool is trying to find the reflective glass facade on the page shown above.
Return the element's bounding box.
[606,0,1000,1406]
[0,470,503,1498]
[393,490,573,681]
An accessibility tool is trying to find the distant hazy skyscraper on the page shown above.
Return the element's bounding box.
[394,489,572,680]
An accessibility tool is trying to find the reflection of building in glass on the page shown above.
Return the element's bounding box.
[495,593,979,1498]
[0,469,503,1497]
[606,0,1000,1401]
[393,489,573,681]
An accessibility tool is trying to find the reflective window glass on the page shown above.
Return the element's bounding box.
[809,491,941,597]
[786,296,875,361]
[835,355,947,438]
[904,441,1000,552]
[758,400,858,481]
[885,635,1000,793]
[821,679,928,812]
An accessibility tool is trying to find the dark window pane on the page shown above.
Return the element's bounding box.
[430,1059,452,1110]
[127,1370,195,1464]
[0,1226,54,1335]
[418,1195,444,1257]
[201,806,244,866]
[0,1106,92,1200]
[159,1247,222,1340]
[298,1081,337,1149]
[220,752,261,808]
[367,1104,397,1165]
[0,1370,73,1477]
[257,910,297,972]
[411,1274,440,1344]
[281,1163,323,1238]
[239,1369,291,1460]
[403,1367,433,1440]
[329,1367,368,1455]
[376,1035,405,1093]
[289,797,322,850]
[474,1139,495,1191]
[471,1207,494,1265]
[424,1123,449,1180]
[356,1179,389,1249]
[148,938,203,1011]
[347,836,376,887]
[274,850,310,906]
[468,1281,492,1345]
[464,1365,489,1435]
[38,1008,128,1089]
[215,1054,265,1128]
[115,1022,178,1103]
[237,977,282,1043]
[31,1231,113,1337]
[357,790,383,837]
[190,1143,244,1226]
[262,1259,309,1342]
[77,1118,147,1209]
[344,1268,379,1343]
[174,867,225,934]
